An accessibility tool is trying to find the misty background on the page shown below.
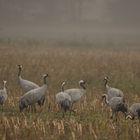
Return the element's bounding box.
[0,0,140,44]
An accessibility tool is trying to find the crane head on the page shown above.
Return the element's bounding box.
[126,114,134,120]
[79,80,86,85]
[17,65,23,70]
[3,80,7,85]
[62,81,66,87]
[43,74,49,78]
[104,76,109,81]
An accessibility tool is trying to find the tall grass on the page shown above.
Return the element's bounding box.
[0,44,140,139]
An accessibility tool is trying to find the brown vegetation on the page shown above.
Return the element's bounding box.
[0,43,140,140]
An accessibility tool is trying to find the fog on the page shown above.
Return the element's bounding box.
[0,0,140,43]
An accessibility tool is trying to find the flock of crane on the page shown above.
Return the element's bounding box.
[0,64,140,120]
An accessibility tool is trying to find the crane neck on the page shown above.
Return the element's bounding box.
[3,84,7,92]
[104,79,108,86]
[43,76,48,85]
[61,84,65,92]
[18,68,22,77]
[104,79,110,90]
[80,83,86,90]
[102,94,109,104]
[3,87,7,93]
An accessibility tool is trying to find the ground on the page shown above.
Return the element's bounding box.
[0,41,140,140]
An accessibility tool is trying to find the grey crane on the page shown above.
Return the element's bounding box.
[17,65,45,107]
[126,103,140,120]
[104,76,124,101]
[19,74,48,112]
[0,81,8,105]
[64,80,86,103]
[17,65,39,93]
[64,80,86,111]
[56,81,72,116]
[102,94,128,119]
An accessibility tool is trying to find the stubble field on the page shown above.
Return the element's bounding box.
[0,42,140,140]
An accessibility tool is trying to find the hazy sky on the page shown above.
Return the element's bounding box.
[0,0,140,39]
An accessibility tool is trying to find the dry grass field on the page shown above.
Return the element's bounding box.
[0,42,140,140]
